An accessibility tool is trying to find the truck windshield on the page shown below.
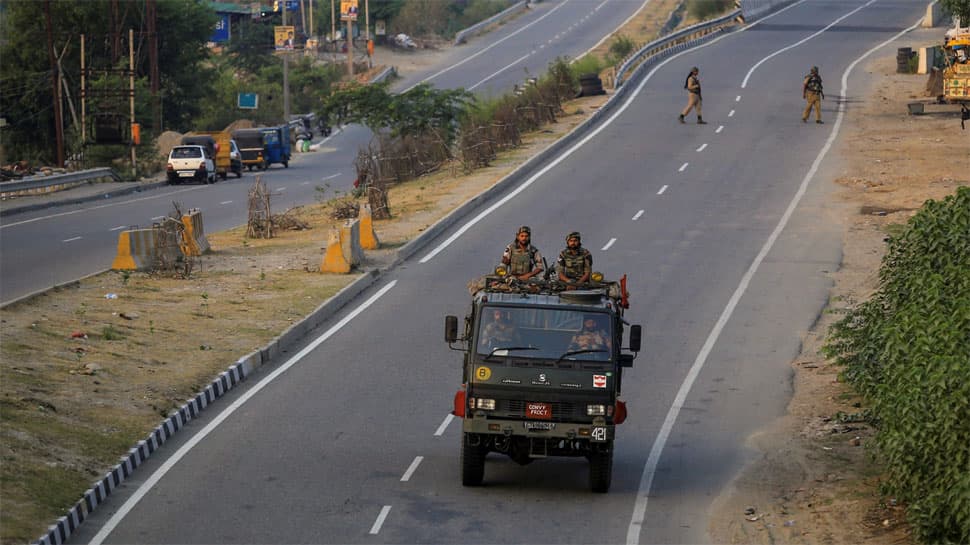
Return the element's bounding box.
[476,307,612,361]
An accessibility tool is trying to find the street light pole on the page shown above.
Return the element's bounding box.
[283,2,291,123]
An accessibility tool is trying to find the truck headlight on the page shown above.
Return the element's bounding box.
[475,398,496,410]
[586,404,606,416]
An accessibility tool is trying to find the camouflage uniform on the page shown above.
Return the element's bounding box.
[679,67,706,124]
[568,329,611,351]
[557,232,592,283]
[480,319,520,347]
[502,243,543,277]
[802,67,824,123]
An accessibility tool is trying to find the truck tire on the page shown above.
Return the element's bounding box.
[461,433,486,486]
[588,442,613,493]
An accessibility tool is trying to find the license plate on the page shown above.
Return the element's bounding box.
[524,421,556,431]
[178,171,195,177]
[525,402,551,420]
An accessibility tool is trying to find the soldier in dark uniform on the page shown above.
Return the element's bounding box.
[480,308,521,350]
[557,231,592,286]
[501,226,544,281]
[802,66,825,124]
[568,314,612,352]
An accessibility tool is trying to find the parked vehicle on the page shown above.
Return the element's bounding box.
[232,128,268,171]
[260,126,291,168]
[183,132,241,179]
[229,139,243,176]
[166,145,216,184]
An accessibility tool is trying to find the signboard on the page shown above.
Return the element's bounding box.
[238,93,259,109]
[375,20,386,36]
[275,25,295,50]
[340,0,359,21]
[210,14,230,43]
[273,0,298,11]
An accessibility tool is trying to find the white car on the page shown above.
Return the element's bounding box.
[166,145,216,184]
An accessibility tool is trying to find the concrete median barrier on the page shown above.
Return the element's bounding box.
[179,208,210,257]
[110,228,180,271]
[320,219,363,273]
[359,203,380,250]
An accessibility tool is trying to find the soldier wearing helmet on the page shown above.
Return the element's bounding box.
[502,226,544,281]
[557,231,592,286]
[802,66,825,124]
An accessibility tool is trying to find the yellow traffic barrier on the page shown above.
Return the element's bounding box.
[179,208,210,256]
[320,219,363,273]
[359,203,380,250]
[111,229,158,271]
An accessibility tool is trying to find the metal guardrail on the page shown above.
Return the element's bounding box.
[454,0,529,45]
[0,167,120,195]
[615,9,741,87]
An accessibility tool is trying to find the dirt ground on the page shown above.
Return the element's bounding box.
[2,5,966,545]
[706,50,968,545]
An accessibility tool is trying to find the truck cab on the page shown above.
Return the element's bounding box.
[445,270,641,492]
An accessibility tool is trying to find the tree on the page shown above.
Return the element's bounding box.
[940,0,970,25]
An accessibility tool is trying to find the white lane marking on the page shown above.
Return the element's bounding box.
[220,200,233,205]
[109,225,127,231]
[678,163,688,172]
[696,143,707,152]
[276,187,287,192]
[626,9,927,545]
[301,181,310,186]
[419,10,737,263]
[716,125,724,134]
[581,0,656,61]
[728,110,735,117]
[735,95,741,102]
[601,238,616,251]
[632,210,644,221]
[62,236,81,243]
[89,280,398,545]
[401,456,424,482]
[469,52,532,91]
[657,185,668,195]
[741,0,876,88]
[0,185,204,230]
[408,0,571,90]
[369,506,392,535]
[151,215,165,221]
[320,172,341,181]
[434,413,454,436]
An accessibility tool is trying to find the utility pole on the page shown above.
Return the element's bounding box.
[147,0,160,133]
[347,16,353,77]
[283,3,291,123]
[43,0,64,167]
[81,34,86,145]
[129,28,137,175]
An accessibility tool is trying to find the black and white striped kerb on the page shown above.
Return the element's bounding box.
[35,361,246,545]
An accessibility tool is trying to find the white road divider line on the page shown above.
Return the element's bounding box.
[109,225,127,231]
[401,456,424,482]
[601,238,616,251]
[696,143,707,152]
[369,506,392,535]
[729,110,735,117]
[735,95,741,102]
[62,236,81,243]
[626,6,928,544]
[470,52,532,90]
[220,200,233,205]
[716,125,724,134]
[678,163,688,172]
[320,172,341,181]
[632,210,644,221]
[435,413,455,436]
[89,280,398,545]
[657,185,668,195]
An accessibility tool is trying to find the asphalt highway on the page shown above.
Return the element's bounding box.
[54,0,933,543]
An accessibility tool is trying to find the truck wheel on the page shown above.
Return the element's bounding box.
[461,433,486,486]
[589,443,613,493]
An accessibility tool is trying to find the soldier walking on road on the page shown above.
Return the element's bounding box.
[802,66,825,124]
[679,67,707,125]
[502,226,544,281]
[557,232,592,287]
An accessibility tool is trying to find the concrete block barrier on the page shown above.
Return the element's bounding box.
[179,208,210,257]
[359,203,380,250]
[320,219,364,273]
[110,229,158,271]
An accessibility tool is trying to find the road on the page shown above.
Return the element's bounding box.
[62,1,930,543]
[0,0,648,305]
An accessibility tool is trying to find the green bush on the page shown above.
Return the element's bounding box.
[608,34,637,64]
[570,56,605,80]
[686,0,734,20]
[823,187,970,544]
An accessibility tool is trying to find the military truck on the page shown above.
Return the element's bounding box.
[445,267,641,492]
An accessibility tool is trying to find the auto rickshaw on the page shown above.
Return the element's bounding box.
[231,128,268,171]
[260,126,290,168]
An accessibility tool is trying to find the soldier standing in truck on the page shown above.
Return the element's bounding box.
[557,231,592,286]
[502,226,544,281]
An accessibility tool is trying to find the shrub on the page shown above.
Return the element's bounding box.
[686,0,734,20]
[608,34,637,64]
[823,187,970,543]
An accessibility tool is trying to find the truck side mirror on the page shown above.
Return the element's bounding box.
[445,315,459,343]
[629,324,642,352]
